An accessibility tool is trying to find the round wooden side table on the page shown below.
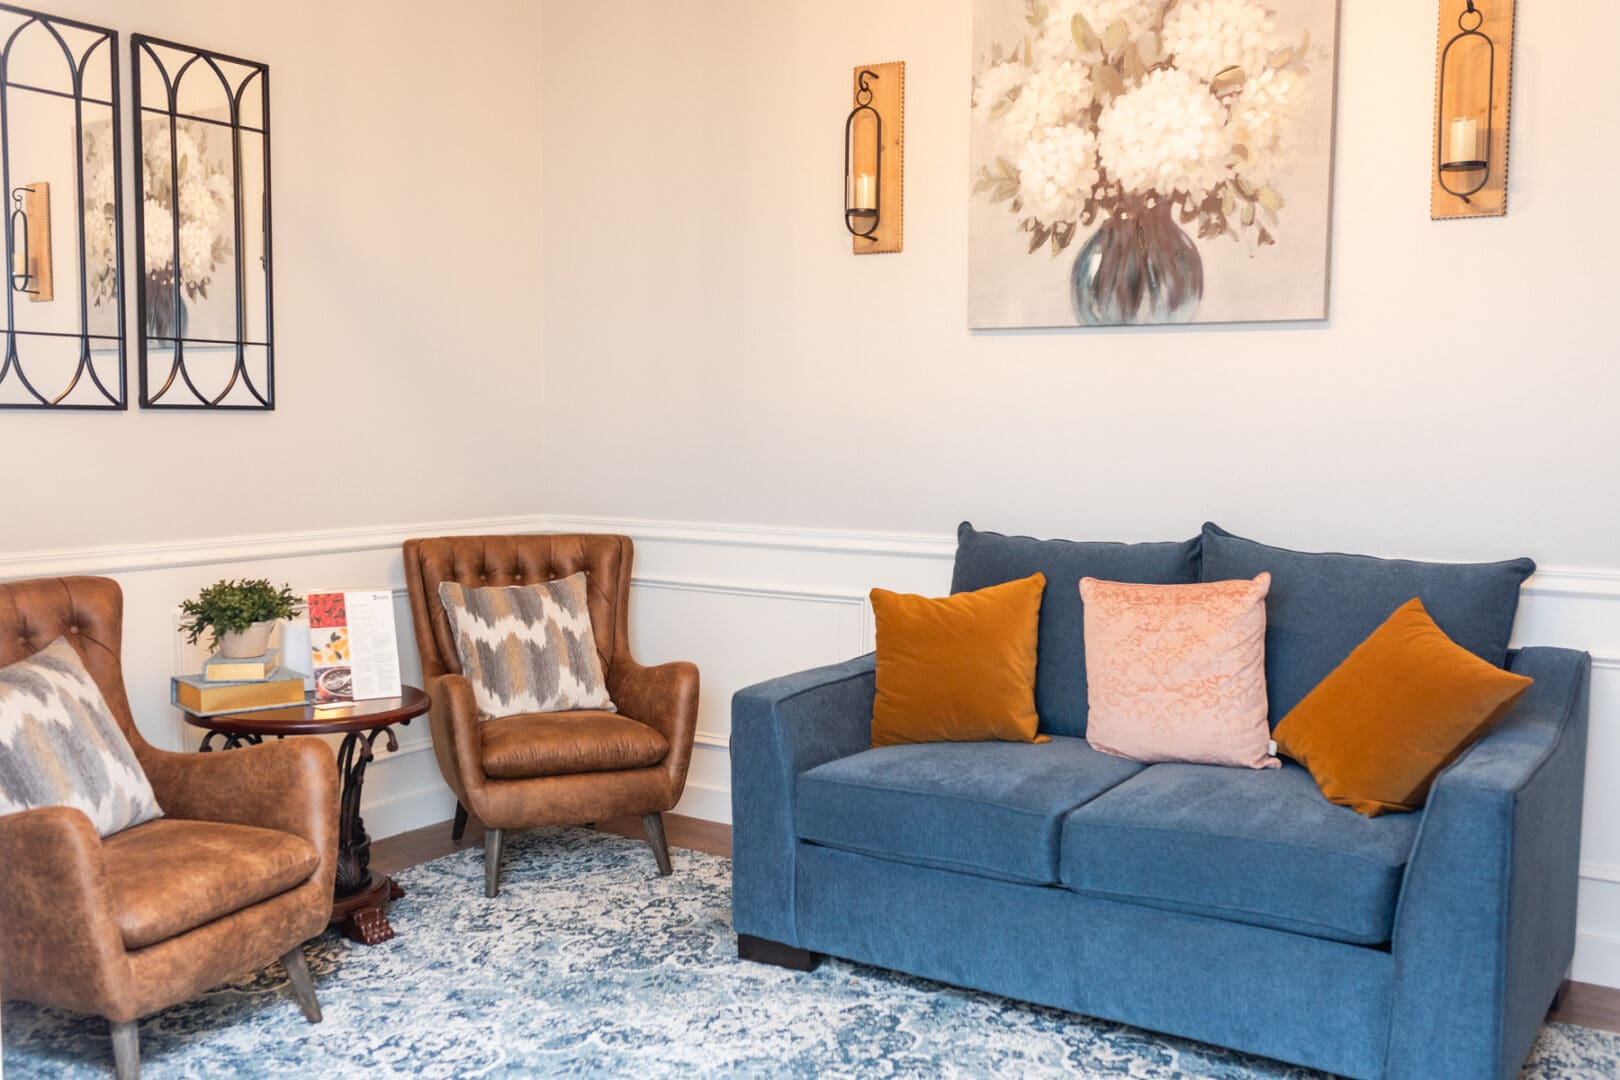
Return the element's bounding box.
[179,686,430,946]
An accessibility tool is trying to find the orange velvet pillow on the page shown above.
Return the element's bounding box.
[870,573,1048,748]
[1274,597,1533,816]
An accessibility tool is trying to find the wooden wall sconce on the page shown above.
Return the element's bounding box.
[845,61,904,254]
[9,181,52,301]
[1432,0,1514,220]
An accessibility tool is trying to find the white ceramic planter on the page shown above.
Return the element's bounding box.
[218,619,277,658]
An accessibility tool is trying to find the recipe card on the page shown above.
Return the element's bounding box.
[306,588,402,702]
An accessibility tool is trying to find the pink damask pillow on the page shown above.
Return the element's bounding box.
[1079,574,1278,770]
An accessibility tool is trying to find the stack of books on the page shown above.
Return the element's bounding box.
[172,649,308,716]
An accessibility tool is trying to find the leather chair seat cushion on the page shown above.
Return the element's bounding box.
[480,711,669,779]
[796,736,1143,885]
[101,819,319,950]
[1060,762,1422,946]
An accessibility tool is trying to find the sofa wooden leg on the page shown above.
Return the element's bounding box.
[451,801,469,843]
[737,934,820,972]
[484,827,505,898]
[643,812,673,876]
[282,944,322,1023]
[110,1019,139,1080]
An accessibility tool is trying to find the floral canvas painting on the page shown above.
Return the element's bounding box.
[969,0,1339,328]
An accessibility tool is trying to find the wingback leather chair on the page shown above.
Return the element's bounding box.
[0,577,338,1080]
[403,534,699,897]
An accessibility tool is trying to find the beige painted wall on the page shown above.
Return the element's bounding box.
[539,0,1620,569]
[0,0,545,554]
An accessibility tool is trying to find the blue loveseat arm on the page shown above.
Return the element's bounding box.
[731,654,877,946]
[1385,646,1592,1080]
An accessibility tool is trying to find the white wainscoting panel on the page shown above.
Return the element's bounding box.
[627,576,871,824]
[6,512,1619,988]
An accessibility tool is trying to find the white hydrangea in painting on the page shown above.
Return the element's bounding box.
[1017,125,1101,224]
[1161,0,1280,81]
[81,124,118,311]
[139,118,234,339]
[141,120,232,292]
[1095,68,1235,204]
[969,0,1339,328]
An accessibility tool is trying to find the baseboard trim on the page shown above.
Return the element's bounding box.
[1573,931,1620,990]
[673,781,732,825]
[360,781,458,842]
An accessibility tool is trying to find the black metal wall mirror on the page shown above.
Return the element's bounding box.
[0,4,125,409]
[132,35,272,409]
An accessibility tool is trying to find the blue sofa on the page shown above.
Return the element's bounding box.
[731,524,1591,1080]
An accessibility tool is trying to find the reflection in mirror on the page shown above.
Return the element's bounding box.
[0,4,125,409]
[132,35,272,409]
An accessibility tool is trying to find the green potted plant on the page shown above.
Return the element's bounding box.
[179,579,303,658]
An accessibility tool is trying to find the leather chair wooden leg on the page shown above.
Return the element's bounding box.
[110,1020,139,1080]
[451,801,469,843]
[643,812,673,876]
[282,944,322,1022]
[484,827,505,897]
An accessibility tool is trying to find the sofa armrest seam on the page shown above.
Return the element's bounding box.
[741,660,875,714]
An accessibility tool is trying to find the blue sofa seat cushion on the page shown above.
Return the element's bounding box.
[1200,523,1535,724]
[1060,762,1421,945]
[951,522,1202,737]
[797,737,1143,885]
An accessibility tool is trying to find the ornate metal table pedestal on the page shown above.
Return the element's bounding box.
[185,687,429,947]
[328,724,405,945]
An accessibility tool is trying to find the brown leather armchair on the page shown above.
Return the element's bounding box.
[403,534,699,896]
[0,577,338,1080]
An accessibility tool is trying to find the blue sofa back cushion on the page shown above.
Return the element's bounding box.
[951,522,1202,737]
[1200,523,1536,724]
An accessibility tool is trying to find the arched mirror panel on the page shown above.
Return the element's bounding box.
[132,34,272,409]
[0,4,125,410]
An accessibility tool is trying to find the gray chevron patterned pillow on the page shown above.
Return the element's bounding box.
[0,637,163,837]
[438,573,617,719]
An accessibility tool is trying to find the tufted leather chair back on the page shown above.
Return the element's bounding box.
[403,534,634,685]
[0,575,144,749]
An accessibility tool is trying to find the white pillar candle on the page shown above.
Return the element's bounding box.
[1447,116,1480,166]
[278,620,316,691]
[853,172,876,211]
[11,247,24,277]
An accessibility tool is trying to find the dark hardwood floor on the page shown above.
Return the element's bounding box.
[1550,981,1620,1034]
[371,817,1620,1036]
[370,811,730,877]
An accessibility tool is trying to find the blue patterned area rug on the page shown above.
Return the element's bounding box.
[5,827,1619,1078]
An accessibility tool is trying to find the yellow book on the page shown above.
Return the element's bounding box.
[172,668,307,716]
[202,649,280,682]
